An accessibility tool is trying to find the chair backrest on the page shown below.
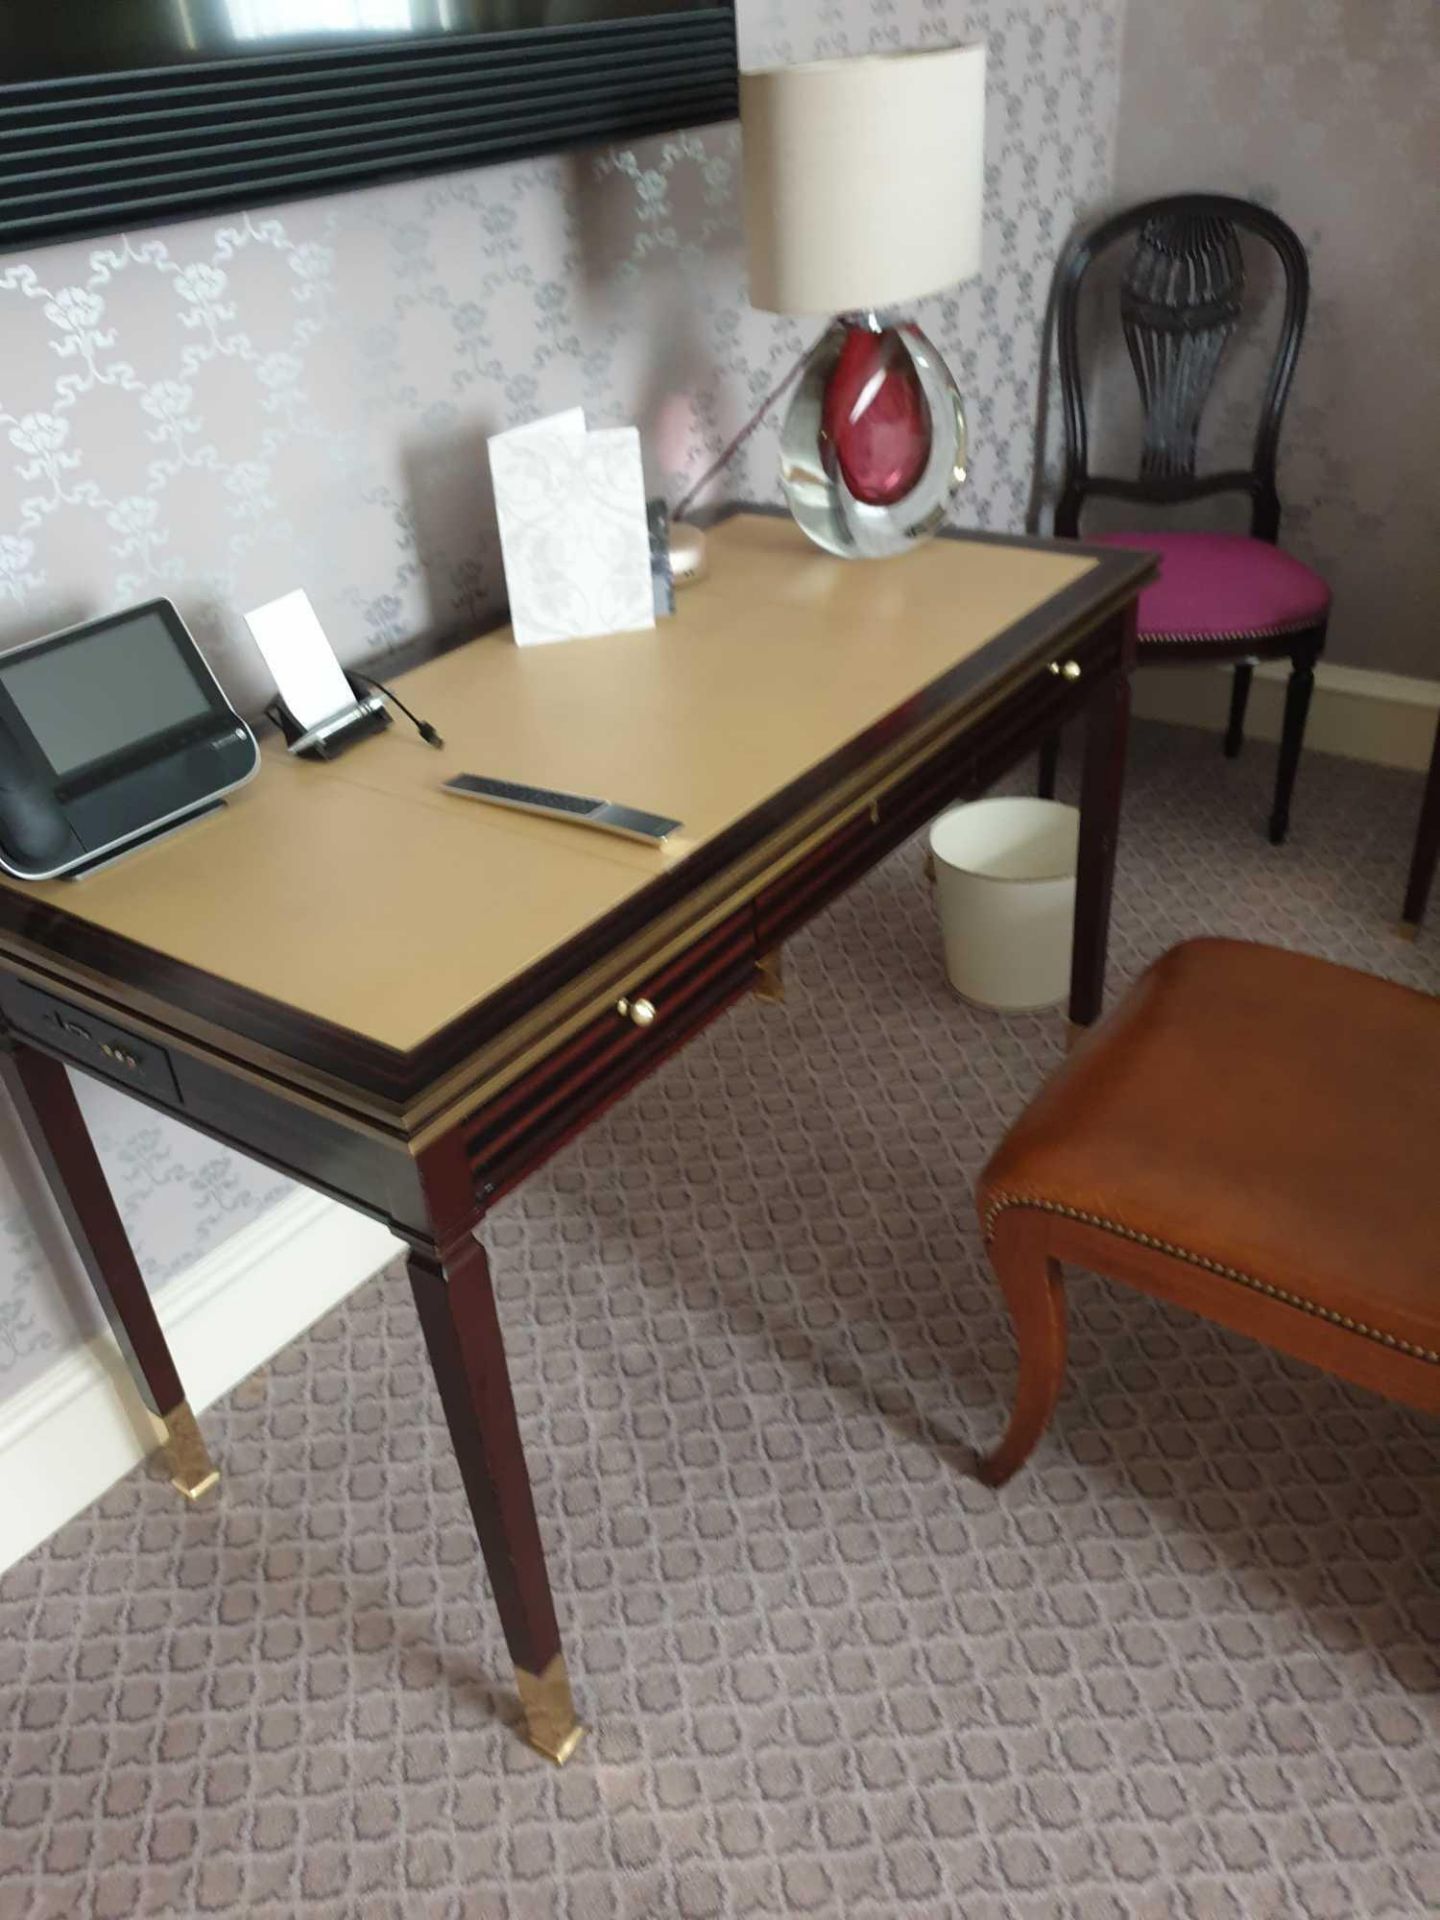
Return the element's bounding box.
[1053,193,1309,544]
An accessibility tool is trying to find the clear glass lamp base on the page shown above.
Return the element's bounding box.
[779,315,968,560]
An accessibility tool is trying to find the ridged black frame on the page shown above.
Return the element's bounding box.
[0,7,738,253]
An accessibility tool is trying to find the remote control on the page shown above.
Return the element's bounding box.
[442,773,681,845]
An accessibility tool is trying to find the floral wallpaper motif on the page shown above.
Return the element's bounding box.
[0,0,1125,1404]
[1112,0,1440,680]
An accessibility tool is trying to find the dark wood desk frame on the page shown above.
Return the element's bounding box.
[0,524,1150,1764]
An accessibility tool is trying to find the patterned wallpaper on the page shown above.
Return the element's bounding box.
[0,0,1126,1405]
[1111,0,1440,681]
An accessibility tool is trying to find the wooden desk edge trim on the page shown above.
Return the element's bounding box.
[0,950,414,1149]
[0,546,1153,1138]
[405,592,1141,1146]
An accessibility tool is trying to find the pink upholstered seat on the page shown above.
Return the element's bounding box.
[1090,531,1330,646]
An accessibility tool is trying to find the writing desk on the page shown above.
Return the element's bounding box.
[0,512,1151,1762]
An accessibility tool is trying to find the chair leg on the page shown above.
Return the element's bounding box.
[976,1213,1068,1488]
[1037,733,1060,801]
[1224,661,1254,758]
[1268,639,1321,845]
[1401,713,1440,932]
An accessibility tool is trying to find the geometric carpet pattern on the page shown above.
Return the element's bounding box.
[2,723,1438,1918]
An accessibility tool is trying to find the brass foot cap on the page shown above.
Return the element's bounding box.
[1396,920,1420,942]
[529,1722,585,1767]
[159,1400,220,1503]
[754,949,785,1005]
[516,1655,585,1767]
[172,1467,220,1503]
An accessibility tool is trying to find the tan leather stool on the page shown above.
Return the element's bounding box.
[976,938,1440,1485]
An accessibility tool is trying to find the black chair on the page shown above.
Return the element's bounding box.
[1039,193,1330,844]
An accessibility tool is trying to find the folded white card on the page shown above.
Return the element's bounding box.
[489,409,655,648]
[244,588,354,728]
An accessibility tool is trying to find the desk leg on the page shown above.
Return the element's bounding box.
[408,1231,583,1765]
[0,1039,217,1500]
[1400,712,1440,934]
[1069,633,1134,1029]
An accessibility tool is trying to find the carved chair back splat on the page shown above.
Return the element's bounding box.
[1040,193,1329,847]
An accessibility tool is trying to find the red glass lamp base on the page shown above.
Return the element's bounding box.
[779,315,968,559]
[819,323,934,507]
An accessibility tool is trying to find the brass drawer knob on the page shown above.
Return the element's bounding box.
[616,995,657,1029]
[1049,659,1082,681]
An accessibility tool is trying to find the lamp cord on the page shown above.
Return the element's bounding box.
[671,344,814,524]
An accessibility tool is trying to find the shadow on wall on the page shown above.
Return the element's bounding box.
[0,597,91,655]
[380,130,755,651]
[560,140,745,502]
[398,418,502,647]
[633,296,725,503]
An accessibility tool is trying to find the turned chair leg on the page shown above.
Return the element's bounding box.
[1268,636,1321,845]
[1400,711,1440,934]
[976,1213,1068,1487]
[1224,660,1254,759]
[1037,733,1061,801]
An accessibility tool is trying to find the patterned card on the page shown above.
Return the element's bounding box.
[489,411,656,648]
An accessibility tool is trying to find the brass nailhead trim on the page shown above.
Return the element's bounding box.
[1143,620,1320,647]
[983,1192,1440,1367]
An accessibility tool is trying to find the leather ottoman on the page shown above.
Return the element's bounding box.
[975,938,1440,1485]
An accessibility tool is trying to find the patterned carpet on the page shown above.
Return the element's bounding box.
[2,722,1438,1920]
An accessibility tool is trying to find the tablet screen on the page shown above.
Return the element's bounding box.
[0,608,216,781]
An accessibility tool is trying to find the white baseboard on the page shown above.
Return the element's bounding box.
[1131,659,1440,772]
[0,1192,401,1574]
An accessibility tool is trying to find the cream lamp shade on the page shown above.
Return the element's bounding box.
[741,44,986,317]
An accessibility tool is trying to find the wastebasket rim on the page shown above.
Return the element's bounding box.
[928,797,1079,885]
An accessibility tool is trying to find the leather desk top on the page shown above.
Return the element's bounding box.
[0,514,1149,1128]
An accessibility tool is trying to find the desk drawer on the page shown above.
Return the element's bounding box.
[755,785,955,950]
[1,977,181,1106]
[0,973,434,1236]
[755,623,1122,949]
[466,906,757,1203]
[968,624,1122,793]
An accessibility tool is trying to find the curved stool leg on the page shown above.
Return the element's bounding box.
[976,1213,1068,1487]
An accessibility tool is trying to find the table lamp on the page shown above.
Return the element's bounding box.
[740,44,986,559]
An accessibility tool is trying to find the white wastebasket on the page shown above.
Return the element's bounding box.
[929,798,1080,1011]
